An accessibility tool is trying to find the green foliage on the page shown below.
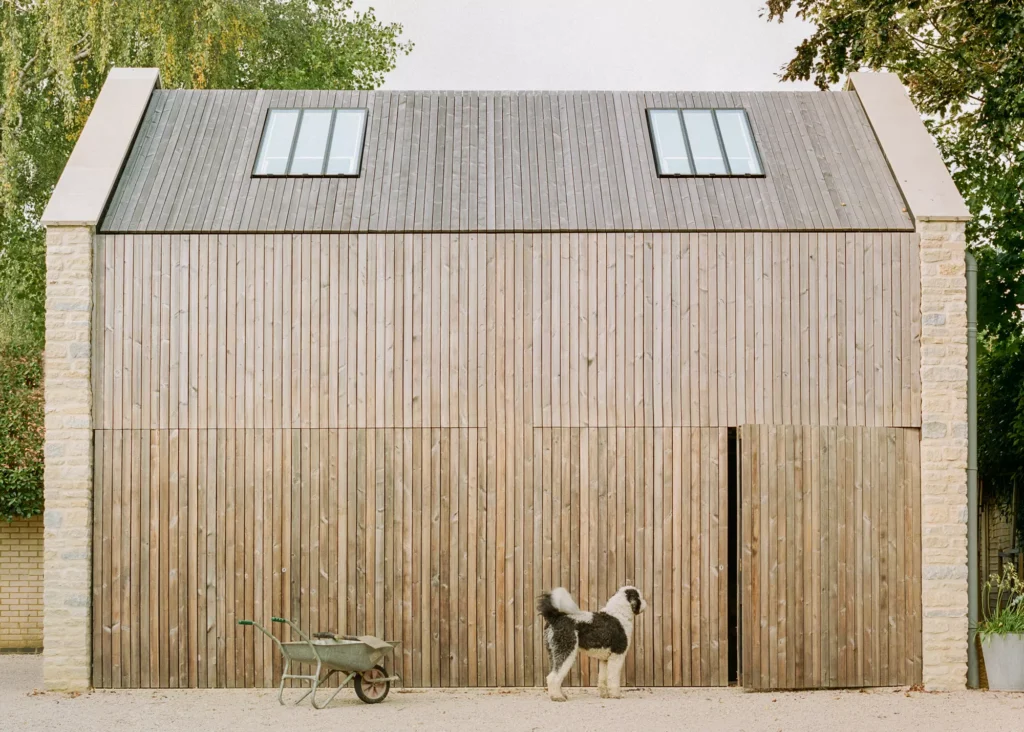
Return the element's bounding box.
[0,0,411,518]
[0,300,44,521]
[978,563,1024,640]
[766,0,1024,515]
[977,335,1024,490]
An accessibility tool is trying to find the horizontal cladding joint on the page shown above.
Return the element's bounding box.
[97,227,917,235]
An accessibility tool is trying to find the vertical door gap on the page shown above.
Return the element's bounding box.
[728,426,739,685]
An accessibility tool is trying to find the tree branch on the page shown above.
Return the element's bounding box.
[888,22,985,106]
[0,38,91,120]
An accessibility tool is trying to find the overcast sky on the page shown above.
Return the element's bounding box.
[354,0,818,91]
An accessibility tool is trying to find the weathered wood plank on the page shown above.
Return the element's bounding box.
[739,425,920,690]
[94,230,924,690]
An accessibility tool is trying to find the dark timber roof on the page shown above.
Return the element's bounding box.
[100,89,914,233]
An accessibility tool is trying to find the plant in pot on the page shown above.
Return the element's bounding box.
[978,563,1024,691]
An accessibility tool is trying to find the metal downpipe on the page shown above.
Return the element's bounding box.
[966,251,979,688]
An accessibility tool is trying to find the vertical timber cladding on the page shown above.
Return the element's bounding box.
[739,425,923,689]
[91,231,921,688]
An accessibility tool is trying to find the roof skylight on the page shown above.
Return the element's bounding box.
[648,109,762,177]
[254,108,368,177]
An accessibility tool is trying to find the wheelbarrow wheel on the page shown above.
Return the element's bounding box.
[354,664,390,704]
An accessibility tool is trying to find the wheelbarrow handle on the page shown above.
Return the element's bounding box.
[236,619,281,649]
[267,617,314,644]
[242,617,319,664]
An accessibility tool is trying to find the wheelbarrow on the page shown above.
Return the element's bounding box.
[238,617,400,708]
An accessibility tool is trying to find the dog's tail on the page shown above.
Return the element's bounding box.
[537,587,580,624]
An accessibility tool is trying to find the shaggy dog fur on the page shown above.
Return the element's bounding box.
[537,586,646,701]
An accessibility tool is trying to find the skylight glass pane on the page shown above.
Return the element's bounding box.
[716,110,761,175]
[682,110,727,175]
[288,110,334,175]
[649,110,692,175]
[254,110,299,175]
[326,110,367,175]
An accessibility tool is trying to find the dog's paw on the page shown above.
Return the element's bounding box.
[549,693,568,702]
[605,690,623,699]
[598,687,610,699]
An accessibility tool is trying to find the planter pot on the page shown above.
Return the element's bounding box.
[981,633,1024,691]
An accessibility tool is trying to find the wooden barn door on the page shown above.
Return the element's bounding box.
[738,425,922,690]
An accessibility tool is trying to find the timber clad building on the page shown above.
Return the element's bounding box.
[41,69,971,692]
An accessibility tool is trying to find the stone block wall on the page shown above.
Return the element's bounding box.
[0,515,44,651]
[43,225,94,690]
[917,218,969,690]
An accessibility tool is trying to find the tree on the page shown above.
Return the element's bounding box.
[765,0,1024,517]
[0,0,411,520]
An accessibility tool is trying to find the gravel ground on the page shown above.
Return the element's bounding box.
[4,655,1023,732]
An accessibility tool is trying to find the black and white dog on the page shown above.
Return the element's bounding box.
[537,586,646,701]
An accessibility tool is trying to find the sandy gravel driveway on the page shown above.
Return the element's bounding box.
[4,655,1023,731]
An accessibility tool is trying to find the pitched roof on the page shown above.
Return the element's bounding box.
[99,89,913,233]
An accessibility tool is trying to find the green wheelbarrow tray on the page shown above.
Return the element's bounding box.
[281,635,393,671]
[238,618,401,709]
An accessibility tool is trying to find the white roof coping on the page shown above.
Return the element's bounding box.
[847,72,970,222]
[42,67,161,227]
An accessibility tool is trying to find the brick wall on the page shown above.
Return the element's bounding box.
[918,218,970,691]
[0,515,44,651]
